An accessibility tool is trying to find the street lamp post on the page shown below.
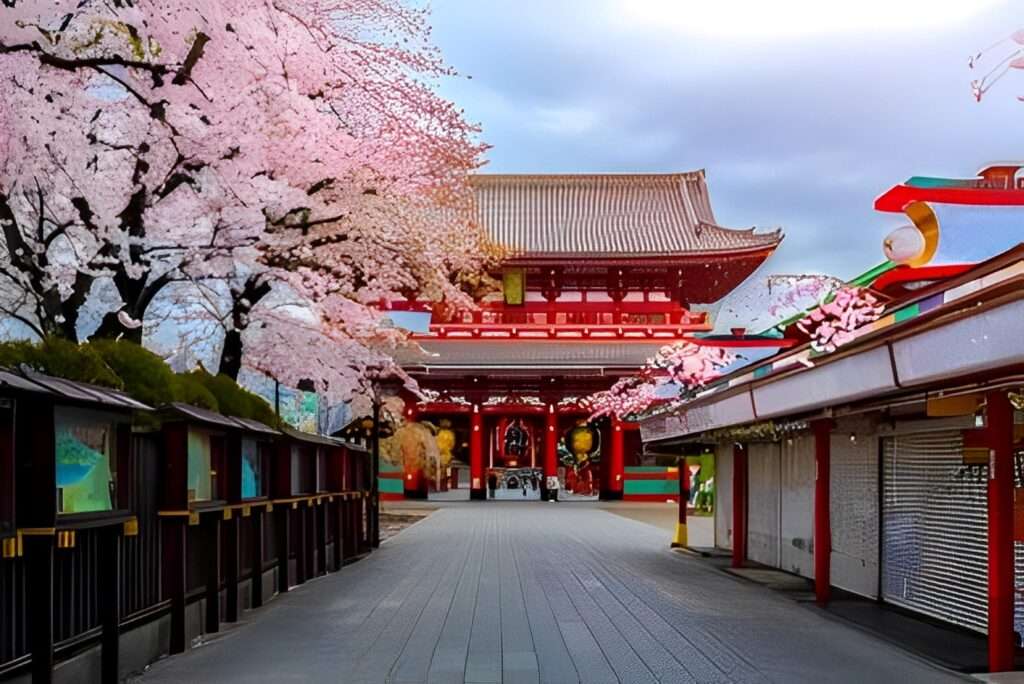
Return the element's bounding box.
[367,370,403,549]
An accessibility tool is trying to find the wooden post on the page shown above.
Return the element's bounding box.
[163,519,187,654]
[470,407,485,500]
[305,503,317,578]
[987,390,1015,673]
[369,399,381,548]
[316,500,327,575]
[223,515,239,623]
[813,420,834,605]
[295,503,308,585]
[732,443,747,568]
[100,527,122,683]
[204,516,221,635]
[332,499,343,571]
[25,535,55,683]
[276,506,290,594]
[250,509,264,609]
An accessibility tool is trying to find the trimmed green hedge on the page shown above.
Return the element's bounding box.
[0,337,276,426]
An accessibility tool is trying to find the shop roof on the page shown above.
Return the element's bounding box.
[0,367,152,411]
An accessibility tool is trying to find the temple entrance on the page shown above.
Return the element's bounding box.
[382,403,636,503]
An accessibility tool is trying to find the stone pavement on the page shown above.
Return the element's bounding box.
[136,502,969,684]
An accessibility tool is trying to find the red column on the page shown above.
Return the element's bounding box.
[987,390,1015,672]
[672,463,689,548]
[813,420,834,605]
[606,416,625,500]
[732,443,747,568]
[470,406,485,501]
[544,407,558,477]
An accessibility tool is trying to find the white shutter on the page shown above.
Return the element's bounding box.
[747,443,781,568]
[829,420,880,599]
[780,435,815,579]
[881,432,988,633]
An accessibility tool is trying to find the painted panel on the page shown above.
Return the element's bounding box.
[55,407,117,514]
[623,479,677,495]
[378,477,404,494]
[830,417,880,599]
[715,442,734,551]
[780,435,814,579]
[893,298,1024,387]
[747,442,780,568]
[753,346,896,419]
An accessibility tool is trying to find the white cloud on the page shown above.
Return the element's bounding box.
[532,105,600,135]
[616,0,1008,39]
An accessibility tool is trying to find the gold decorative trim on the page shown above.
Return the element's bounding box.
[19,527,56,536]
[123,518,139,537]
[242,505,251,518]
[223,508,233,521]
[56,530,76,549]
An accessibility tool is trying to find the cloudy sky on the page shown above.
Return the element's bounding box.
[430,0,1023,279]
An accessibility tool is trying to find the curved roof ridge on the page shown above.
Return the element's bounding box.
[471,171,783,258]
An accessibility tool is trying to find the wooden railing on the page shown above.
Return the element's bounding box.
[0,433,373,683]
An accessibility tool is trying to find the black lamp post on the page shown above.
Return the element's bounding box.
[367,369,403,548]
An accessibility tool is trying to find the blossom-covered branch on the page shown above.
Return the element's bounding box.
[796,286,884,353]
[586,342,734,420]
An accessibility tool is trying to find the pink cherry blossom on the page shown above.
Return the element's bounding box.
[586,342,734,420]
[796,286,884,353]
[0,1,492,397]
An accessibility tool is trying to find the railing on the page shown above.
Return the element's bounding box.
[0,431,373,681]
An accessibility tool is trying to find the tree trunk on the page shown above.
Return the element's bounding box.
[216,275,273,381]
[219,328,244,380]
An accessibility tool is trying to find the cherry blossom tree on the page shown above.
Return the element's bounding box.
[1,1,491,396]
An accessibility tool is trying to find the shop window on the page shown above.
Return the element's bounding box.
[187,429,213,502]
[55,407,118,514]
[241,437,263,499]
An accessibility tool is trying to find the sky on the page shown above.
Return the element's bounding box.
[430,0,1024,279]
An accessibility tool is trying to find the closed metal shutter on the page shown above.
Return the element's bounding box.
[780,435,815,579]
[747,443,781,568]
[881,432,988,633]
[829,424,880,599]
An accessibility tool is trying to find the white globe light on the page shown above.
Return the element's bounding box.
[883,225,926,265]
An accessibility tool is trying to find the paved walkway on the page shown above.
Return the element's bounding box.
[137,503,968,684]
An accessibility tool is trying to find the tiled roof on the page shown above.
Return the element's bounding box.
[471,172,782,257]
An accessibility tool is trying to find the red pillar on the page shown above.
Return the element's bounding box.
[470,406,485,501]
[987,390,1015,673]
[605,416,625,500]
[813,420,834,605]
[544,407,558,477]
[672,463,689,548]
[732,443,747,568]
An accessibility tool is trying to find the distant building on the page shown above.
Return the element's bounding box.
[390,171,783,500]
